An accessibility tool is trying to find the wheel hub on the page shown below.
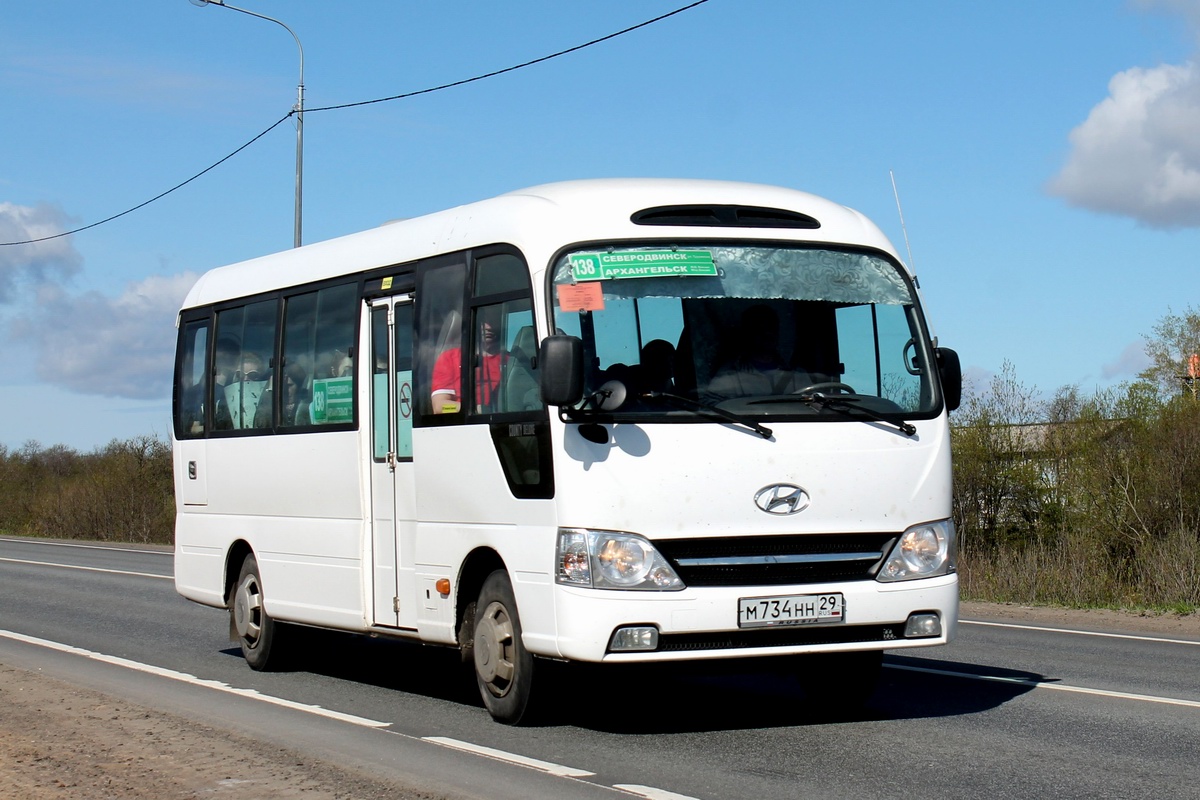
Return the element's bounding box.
[233,577,260,641]
[474,601,514,694]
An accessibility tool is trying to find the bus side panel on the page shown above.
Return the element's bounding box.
[175,431,369,630]
[410,426,560,651]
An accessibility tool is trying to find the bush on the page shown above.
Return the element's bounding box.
[953,372,1200,612]
[0,435,174,545]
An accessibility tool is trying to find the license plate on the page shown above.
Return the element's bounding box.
[737,592,844,628]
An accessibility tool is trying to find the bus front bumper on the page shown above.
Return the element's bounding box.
[542,574,959,663]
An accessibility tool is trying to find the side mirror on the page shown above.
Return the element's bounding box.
[539,335,585,407]
[936,347,962,412]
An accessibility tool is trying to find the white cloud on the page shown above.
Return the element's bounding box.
[1048,60,1200,228]
[1101,339,1152,379]
[11,272,199,400]
[0,203,82,301]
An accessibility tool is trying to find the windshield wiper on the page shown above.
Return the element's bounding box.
[640,391,774,440]
[797,392,916,437]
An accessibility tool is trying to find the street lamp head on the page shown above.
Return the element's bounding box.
[189,0,226,7]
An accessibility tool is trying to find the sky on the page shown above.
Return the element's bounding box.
[3,0,1200,451]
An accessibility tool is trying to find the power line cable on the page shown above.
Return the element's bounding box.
[1,0,710,247]
[1,115,292,247]
[306,0,709,114]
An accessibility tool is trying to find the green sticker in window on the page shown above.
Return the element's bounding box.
[311,376,354,424]
[570,250,716,281]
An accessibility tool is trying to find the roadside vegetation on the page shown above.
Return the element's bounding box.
[0,435,174,545]
[2,308,1197,613]
[954,306,1200,613]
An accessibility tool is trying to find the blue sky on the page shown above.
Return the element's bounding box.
[2,0,1199,450]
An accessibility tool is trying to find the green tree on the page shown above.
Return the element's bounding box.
[1140,305,1200,397]
[951,361,1048,551]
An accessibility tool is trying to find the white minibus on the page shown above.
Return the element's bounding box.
[173,178,962,723]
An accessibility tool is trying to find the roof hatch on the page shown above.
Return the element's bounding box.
[631,204,820,229]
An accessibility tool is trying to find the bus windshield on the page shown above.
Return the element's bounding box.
[550,244,939,419]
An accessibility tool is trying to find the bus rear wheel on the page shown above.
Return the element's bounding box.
[231,554,287,671]
[473,570,536,724]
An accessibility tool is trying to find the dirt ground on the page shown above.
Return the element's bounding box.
[958,600,1200,637]
[0,664,444,800]
[1,604,1196,799]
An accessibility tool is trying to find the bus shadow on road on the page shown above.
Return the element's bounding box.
[221,628,480,706]
[555,655,1044,734]
[222,632,1045,733]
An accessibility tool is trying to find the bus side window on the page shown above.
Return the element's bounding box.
[283,284,357,428]
[394,303,415,457]
[373,302,416,459]
[214,301,277,431]
[416,262,467,419]
[503,314,540,412]
[469,253,540,416]
[472,251,551,496]
[175,319,209,438]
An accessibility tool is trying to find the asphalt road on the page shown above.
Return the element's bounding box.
[1,536,1198,800]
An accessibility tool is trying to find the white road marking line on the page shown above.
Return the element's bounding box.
[888,662,1200,709]
[0,630,392,728]
[614,785,702,800]
[0,556,171,581]
[3,631,683,796]
[961,618,1200,646]
[0,536,166,556]
[422,736,595,778]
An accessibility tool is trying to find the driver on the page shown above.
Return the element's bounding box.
[706,306,811,399]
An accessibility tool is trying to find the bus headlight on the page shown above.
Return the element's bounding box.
[556,528,685,590]
[877,520,956,582]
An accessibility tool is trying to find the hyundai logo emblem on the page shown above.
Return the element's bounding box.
[754,483,810,515]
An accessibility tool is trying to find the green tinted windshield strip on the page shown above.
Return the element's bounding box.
[556,246,911,305]
[569,250,717,281]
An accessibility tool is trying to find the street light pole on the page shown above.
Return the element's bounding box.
[190,0,304,248]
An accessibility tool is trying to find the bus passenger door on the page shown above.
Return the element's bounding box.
[368,293,418,629]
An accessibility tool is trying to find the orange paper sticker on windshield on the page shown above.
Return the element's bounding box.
[557,282,604,312]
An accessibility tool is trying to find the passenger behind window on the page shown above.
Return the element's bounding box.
[431,308,506,414]
[254,363,311,428]
[314,350,347,381]
[225,352,267,429]
[211,337,239,430]
[705,306,811,400]
[637,338,676,394]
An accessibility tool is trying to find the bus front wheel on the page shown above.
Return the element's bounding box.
[473,570,535,724]
[231,554,286,671]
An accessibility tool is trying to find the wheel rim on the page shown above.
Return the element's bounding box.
[474,600,516,697]
[233,573,263,645]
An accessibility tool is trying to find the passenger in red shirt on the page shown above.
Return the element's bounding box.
[431,317,506,413]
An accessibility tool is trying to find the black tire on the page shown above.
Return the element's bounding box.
[473,570,537,724]
[230,553,288,671]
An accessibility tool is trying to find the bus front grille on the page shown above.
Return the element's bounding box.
[655,533,897,587]
[656,623,904,652]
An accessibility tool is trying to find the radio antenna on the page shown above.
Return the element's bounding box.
[889,170,916,271]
